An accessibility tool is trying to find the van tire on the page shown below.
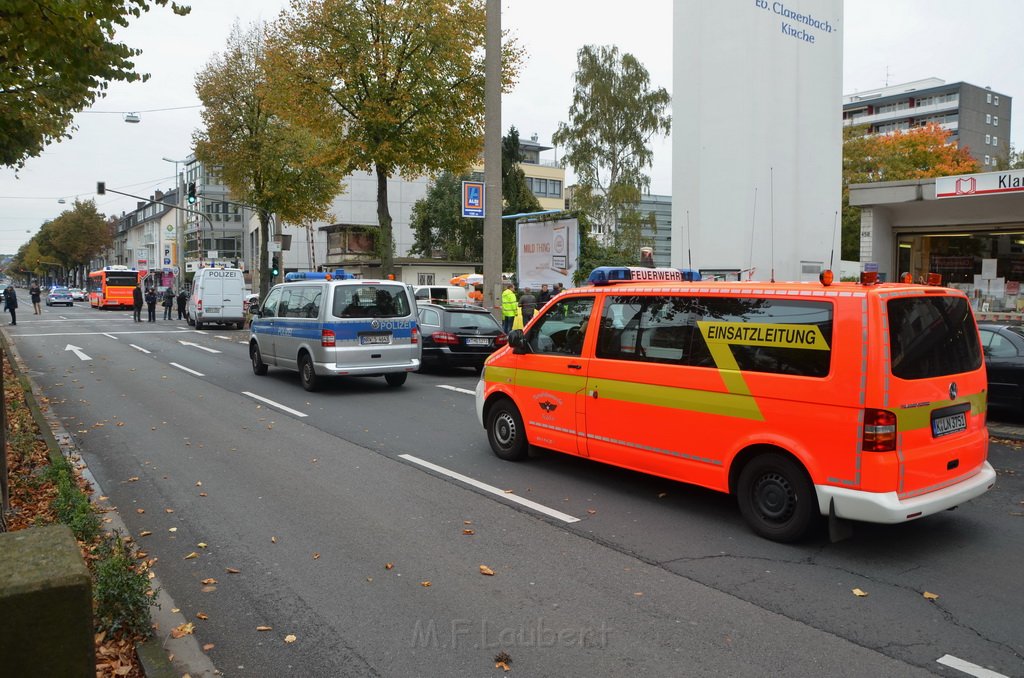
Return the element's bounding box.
[737,453,816,543]
[250,343,268,376]
[385,372,407,387]
[195,318,203,330]
[487,400,528,461]
[299,353,319,392]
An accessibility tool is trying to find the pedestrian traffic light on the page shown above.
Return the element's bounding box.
[271,256,279,277]
[187,182,197,204]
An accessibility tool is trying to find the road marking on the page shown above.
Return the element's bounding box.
[178,340,221,353]
[64,344,91,361]
[937,655,1009,678]
[399,454,580,523]
[437,384,476,395]
[169,362,204,377]
[103,333,118,340]
[19,330,196,337]
[214,335,232,340]
[242,392,308,418]
[130,344,151,354]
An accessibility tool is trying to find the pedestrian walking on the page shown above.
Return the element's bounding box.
[177,288,188,320]
[132,284,143,322]
[29,281,42,314]
[162,288,175,319]
[145,288,157,322]
[3,284,18,325]
[519,286,537,324]
[501,282,518,333]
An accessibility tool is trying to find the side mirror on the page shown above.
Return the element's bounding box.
[508,329,526,353]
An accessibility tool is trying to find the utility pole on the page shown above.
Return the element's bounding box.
[483,0,503,320]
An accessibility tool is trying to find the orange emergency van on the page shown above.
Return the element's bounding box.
[475,266,996,541]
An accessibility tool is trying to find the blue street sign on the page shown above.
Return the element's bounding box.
[462,181,485,218]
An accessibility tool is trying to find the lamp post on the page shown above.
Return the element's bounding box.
[162,157,188,287]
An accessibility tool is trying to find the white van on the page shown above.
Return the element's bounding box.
[413,285,469,304]
[188,267,246,330]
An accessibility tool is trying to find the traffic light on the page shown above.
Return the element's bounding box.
[187,182,197,204]
[271,256,279,277]
[96,181,105,195]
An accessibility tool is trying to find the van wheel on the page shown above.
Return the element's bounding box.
[299,353,319,392]
[250,343,268,376]
[737,453,816,543]
[385,372,407,387]
[195,318,203,330]
[186,315,194,327]
[487,400,528,461]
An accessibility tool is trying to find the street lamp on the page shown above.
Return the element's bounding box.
[162,157,188,287]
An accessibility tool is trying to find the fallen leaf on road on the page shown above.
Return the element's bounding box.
[923,591,939,600]
[168,527,177,532]
[284,634,297,644]
[202,644,215,651]
[226,567,240,574]
[184,552,199,560]
[197,542,207,548]
[196,481,202,486]
[117,422,125,427]
[199,493,207,497]
[271,536,277,543]
[128,476,139,482]
[464,520,472,525]
[420,581,431,587]
[256,626,272,632]
[170,622,195,639]
[165,508,174,514]
[479,565,495,576]
[463,529,475,535]
[139,531,152,537]
[587,509,597,515]
[385,562,394,570]
[202,578,217,585]
[312,552,320,560]
[136,509,145,514]
[852,588,868,597]
[196,612,208,620]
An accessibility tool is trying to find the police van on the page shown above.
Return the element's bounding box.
[188,267,246,330]
[249,271,420,391]
[476,266,995,542]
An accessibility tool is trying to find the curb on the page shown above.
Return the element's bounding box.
[1,329,219,678]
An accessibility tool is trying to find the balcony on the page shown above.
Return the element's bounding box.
[843,98,959,127]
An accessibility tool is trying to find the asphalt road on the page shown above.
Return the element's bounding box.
[4,302,1022,677]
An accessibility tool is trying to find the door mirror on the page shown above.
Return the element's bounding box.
[508,329,526,353]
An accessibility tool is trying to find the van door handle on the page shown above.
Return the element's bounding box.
[567,363,582,370]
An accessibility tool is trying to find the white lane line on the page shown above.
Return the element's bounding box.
[436,384,476,396]
[169,362,204,377]
[19,330,196,337]
[937,655,1009,678]
[103,333,118,340]
[214,335,232,340]
[242,391,308,418]
[178,340,221,353]
[399,454,580,523]
[130,344,151,354]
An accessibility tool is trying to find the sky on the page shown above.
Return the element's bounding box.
[2,0,1023,254]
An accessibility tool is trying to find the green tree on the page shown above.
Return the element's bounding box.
[841,123,979,260]
[193,21,346,298]
[552,45,670,237]
[0,0,190,168]
[994,144,1024,170]
[264,0,521,275]
[500,127,542,271]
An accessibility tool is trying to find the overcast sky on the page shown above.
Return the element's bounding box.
[2,0,1022,253]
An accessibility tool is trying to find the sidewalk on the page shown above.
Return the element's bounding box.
[987,419,1024,442]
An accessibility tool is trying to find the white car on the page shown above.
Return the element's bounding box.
[69,288,87,301]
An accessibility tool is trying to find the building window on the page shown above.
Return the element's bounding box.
[993,136,998,146]
[986,134,991,145]
[994,116,999,126]
[995,95,1000,106]
[987,92,992,104]
[417,273,435,285]
[984,155,991,165]
[986,113,992,124]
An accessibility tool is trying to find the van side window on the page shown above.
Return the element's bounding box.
[294,286,321,318]
[596,295,831,376]
[525,297,595,356]
[261,288,283,318]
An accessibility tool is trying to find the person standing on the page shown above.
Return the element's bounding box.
[176,288,188,320]
[29,281,42,315]
[500,282,518,333]
[132,284,143,322]
[518,286,537,324]
[3,285,18,325]
[145,287,157,322]
[537,283,552,307]
[162,287,175,320]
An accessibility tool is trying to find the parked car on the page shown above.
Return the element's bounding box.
[45,287,74,306]
[417,302,506,371]
[69,288,87,301]
[977,323,1024,415]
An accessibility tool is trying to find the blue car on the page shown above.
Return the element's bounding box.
[46,287,74,306]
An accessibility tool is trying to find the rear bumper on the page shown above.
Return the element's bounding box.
[316,358,420,376]
[815,461,996,524]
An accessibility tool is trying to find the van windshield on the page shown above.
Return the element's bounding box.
[888,296,981,379]
[333,285,412,318]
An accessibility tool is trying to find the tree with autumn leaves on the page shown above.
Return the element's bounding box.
[841,123,979,259]
[9,200,113,282]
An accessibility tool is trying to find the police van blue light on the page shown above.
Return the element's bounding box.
[284,269,356,283]
[587,266,702,286]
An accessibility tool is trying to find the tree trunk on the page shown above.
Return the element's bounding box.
[258,211,272,298]
[375,163,394,276]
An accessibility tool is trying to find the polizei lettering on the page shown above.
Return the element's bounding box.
[207,270,240,278]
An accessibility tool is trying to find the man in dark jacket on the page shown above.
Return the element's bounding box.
[176,288,188,320]
[132,284,143,322]
[162,288,175,319]
[145,288,157,322]
[3,285,18,325]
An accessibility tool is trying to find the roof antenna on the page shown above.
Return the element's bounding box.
[769,167,775,283]
[829,210,838,272]
[686,210,693,271]
[748,187,758,281]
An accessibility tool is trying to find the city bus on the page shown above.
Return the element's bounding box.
[88,266,141,309]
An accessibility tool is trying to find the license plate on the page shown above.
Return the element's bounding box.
[206,306,221,313]
[360,334,391,345]
[932,412,967,437]
[465,337,490,346]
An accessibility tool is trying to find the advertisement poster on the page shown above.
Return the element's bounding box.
[516,218,579,289]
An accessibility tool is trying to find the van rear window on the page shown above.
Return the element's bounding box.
[333,286,411,318]
[887,296,981,379]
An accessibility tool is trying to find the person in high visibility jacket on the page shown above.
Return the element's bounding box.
[501,282,518,333]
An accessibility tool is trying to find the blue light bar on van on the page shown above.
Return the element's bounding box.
[587,266,702,285]
[283,269,356,283]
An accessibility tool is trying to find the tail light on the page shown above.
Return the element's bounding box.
[411,327,419,345]
[494,334,508,347]
[432,331,459,345]
[863,409,897,451]
[196,299,203,311]
[321,329,335,347]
